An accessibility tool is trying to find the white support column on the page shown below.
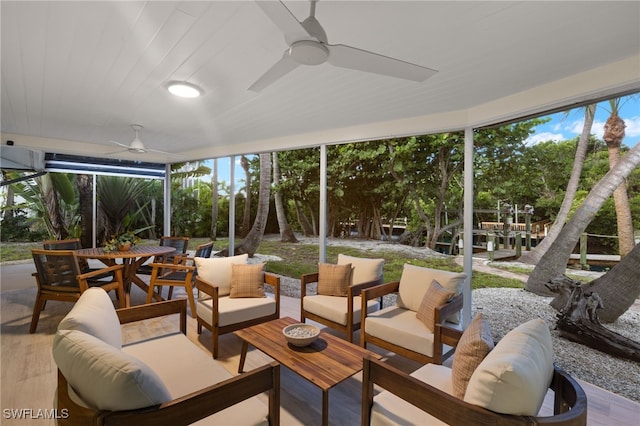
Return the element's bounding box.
[164,164,171,236]
[319,144,327,263]
[228,156,236,256]
[463,127,475,327]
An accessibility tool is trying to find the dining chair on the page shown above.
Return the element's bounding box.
[300,254,385,342]
[42,238,113,281]
[30,249,125,333]
[146,241,214,317]
[136,236,189,275]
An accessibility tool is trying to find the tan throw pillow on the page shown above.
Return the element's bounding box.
[317,263,352,296]
[229,263,266,298]
[451,313,494,399]
[415,280,455,332]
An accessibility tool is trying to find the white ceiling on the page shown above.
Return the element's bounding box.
[2,1,640,164]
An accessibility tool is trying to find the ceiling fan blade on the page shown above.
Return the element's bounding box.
[327,44,438,82]
[256,1,314,44]
[109,140,130,149]
[249,53,300,91]
[146,148,185,159]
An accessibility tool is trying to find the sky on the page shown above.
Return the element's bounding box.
[208,95,640,185]
[525,95,640,147]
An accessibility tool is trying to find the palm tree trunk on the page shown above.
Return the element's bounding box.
[272,152,298,243]
[526,142,640,296]
[520,104,595,264]
[233,153,272,256]
[76,174,93,247]
[603,109,635,257]
[240,155,252,238]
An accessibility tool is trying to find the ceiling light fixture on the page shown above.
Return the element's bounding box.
[167,81,203,98]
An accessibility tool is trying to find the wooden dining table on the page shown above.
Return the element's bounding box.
[75,245,176,307]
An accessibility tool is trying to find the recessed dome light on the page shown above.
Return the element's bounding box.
[167,81,203,98]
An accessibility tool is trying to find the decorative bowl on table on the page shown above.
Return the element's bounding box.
[283,323,320,347]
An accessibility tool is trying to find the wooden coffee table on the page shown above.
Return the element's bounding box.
[234,316,382,426]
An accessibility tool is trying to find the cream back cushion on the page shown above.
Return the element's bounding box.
[53,330,171,411]
[396,264,466,314]
[337,254,384,285]
[57,287,122,348]
[195,254,249,296]
[464,318,554,416]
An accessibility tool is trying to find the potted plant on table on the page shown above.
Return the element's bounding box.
[103,231,140,253]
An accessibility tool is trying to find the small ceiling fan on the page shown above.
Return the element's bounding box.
[109,125,182,158]
[249,0,438,91]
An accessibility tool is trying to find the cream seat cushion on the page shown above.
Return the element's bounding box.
[52,329,171,411]
[197,295,277,327]
[364,306,455,358]
[195,254,249,296]
[371,363,452,426]
[303,295,380,326]
[57,287,122,348]
[337,254,384,285]
[464,318,554,416]
[123,333,269,425]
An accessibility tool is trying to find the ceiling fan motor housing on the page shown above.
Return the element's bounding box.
[288,40,329,65]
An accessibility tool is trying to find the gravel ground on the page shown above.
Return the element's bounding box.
[253,235,640,403]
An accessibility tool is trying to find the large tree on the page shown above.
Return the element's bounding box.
[520,104,596,264]
[272,151,298,243]
[603,99,635,257]
[232,153,272,256]
[526,141,640,319]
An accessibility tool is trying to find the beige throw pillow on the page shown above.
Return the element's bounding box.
[317,263,352,296]
[415,280,455,332]
[229,263,266,298]
[451,313,494,398]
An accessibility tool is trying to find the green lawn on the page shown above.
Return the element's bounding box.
[1,237,524,290]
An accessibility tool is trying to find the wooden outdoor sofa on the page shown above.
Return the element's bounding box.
[52,288,280,425]
[362,318,587,425]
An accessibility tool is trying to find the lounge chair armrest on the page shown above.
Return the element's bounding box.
[348,278,384,297]
[300,272,319,296]
[116,299,187,334]
[195,277,220,298]
[436,323,464,348]
[264,272,280,296]
[435,293,464,324]
[361,281,400,301]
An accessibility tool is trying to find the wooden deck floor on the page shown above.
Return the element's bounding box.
[1,279,638,425]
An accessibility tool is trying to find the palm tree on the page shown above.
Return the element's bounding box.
[240,155,252,237]
[76,174,93,247]
[232,153,272,256]
[603,98,635,257]
[272,151,298,243]
[97,176,151,240]
[520,104,596,264]
[526,141,640,298]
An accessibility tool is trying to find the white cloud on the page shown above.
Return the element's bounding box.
[623,115,640,138]
[525,132,565,145]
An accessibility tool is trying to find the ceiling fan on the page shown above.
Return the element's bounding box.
[109,125,182,158]
[249,0,438,91]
